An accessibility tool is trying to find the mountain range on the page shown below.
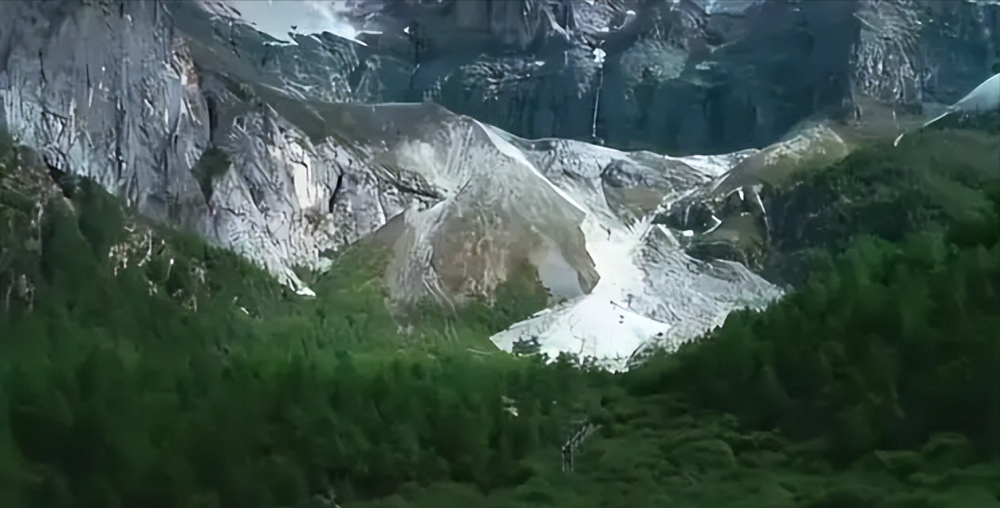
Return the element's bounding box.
[1,0,998,367]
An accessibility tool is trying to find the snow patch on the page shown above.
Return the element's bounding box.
[493,213,675,371]
[219,0,363,45]
[489,137,782,371]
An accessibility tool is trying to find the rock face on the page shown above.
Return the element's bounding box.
[336,0,1000,155]
[0,0,996,366]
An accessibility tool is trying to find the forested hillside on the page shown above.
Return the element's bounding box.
[761,112,1000,287]
[0,125,998,508]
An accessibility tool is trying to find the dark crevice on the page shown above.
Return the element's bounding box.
[191,146,230,205]
[393,182,444,201]
[41,152,76,199]
[328,172,344,214]
[205,95,219,145]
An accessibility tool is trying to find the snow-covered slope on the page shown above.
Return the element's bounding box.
[481,134,782,369]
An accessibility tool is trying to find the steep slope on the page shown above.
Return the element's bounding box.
[6,0,995,366]
[0,0,390,294]
[0,0,791,366]
[334,0,1000,155]
[276,101,600,305]
[483,134,782,367]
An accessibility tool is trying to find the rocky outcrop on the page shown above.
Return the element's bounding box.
[0,0,381,292]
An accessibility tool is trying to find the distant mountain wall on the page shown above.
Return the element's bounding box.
[343,0,1000,155]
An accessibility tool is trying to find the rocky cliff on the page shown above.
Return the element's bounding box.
[1,0,996,366]
[336,0,999,154]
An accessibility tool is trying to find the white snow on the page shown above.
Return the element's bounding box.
[492,214,675,370]
[488,160,668,371]
[220,0,362,45]
[488,136,780,371]
[667,150,759,180]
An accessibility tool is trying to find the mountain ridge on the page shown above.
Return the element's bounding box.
[2,0,998,365]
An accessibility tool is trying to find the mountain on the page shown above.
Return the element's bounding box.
[1,2,999,507]
[1,117,997,508]
[1,0,998,367]
[333,0,999,154]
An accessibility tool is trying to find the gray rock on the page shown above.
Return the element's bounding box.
[1,0,994,365]
[338,0,999,155]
